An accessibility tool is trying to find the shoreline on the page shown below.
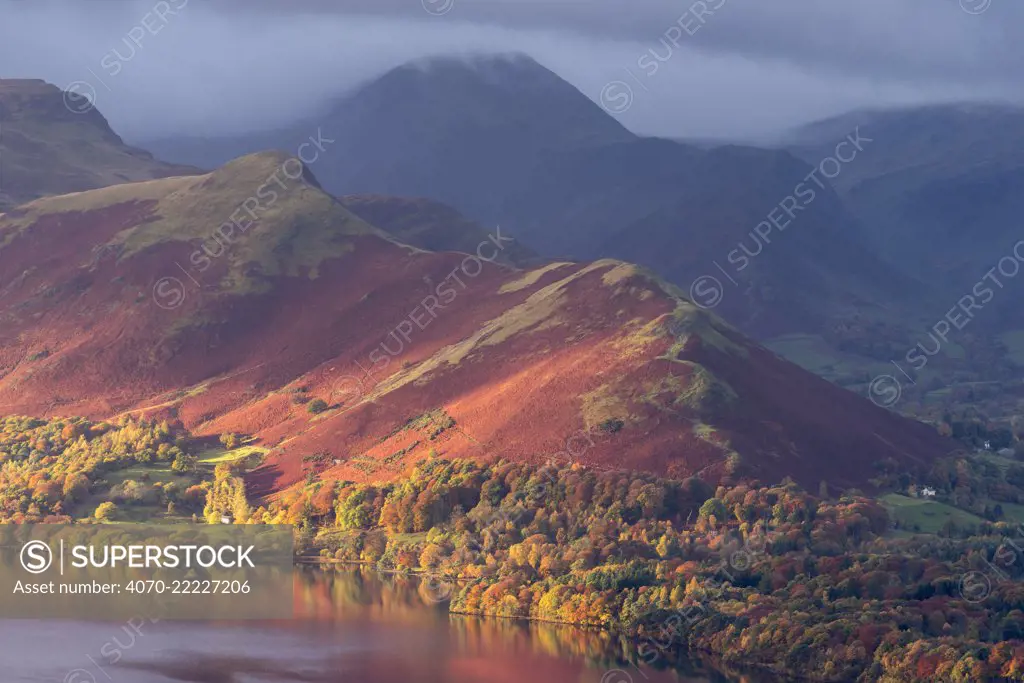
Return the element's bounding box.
[295,558,819,683]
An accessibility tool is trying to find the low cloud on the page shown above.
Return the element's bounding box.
[0,0,1018,141]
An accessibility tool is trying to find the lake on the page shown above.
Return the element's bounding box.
[0,566,773,682]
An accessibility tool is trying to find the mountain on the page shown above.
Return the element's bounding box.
[597,144,934,339]
[0,153,949,495]
[141,54,922,352]
[338,195,537,267]
[140,54,703,257]
[0,79,197,210]
[786,103,1024,288]
[784,104,1024,400]
[142,53,644,256]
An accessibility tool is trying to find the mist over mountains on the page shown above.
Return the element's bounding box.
[3,0,1020,141]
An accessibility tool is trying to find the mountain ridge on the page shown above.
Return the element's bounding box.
[0,153,951,495]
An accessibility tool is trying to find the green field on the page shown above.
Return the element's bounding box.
[988,500,1024,525]
[197,444,267,465]
[880,493,986,534]
[103,464,190,486]
[976,452,1019,473]
[71,463,198,524]
[65,442,269,525]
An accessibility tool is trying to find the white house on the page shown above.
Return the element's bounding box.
[908,485,937,499]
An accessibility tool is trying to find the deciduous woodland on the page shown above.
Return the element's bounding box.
[0,416,211,524]
[5,412,1024,680]
[263,456,1024,682]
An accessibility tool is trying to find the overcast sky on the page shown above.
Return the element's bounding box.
[0,0,1020,141]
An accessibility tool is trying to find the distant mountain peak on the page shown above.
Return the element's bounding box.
[785,100,1024,146]
[364,51,576,97]
[396,51,558,85]
[404,51,540,69]
[0,78,114,131]
[331,51,633,151]
[0,78,196,210]
[0,78,54,92]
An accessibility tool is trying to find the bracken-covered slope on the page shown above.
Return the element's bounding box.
[0,79,197,210]
[0,154,951,497]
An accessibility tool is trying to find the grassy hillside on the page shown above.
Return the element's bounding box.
[0,79,197,210]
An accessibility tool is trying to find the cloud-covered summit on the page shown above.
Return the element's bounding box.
[0,0,1017,141]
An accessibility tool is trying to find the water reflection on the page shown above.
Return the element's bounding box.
[0,567,774,683]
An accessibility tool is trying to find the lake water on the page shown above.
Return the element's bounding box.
[0,567,772,683]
